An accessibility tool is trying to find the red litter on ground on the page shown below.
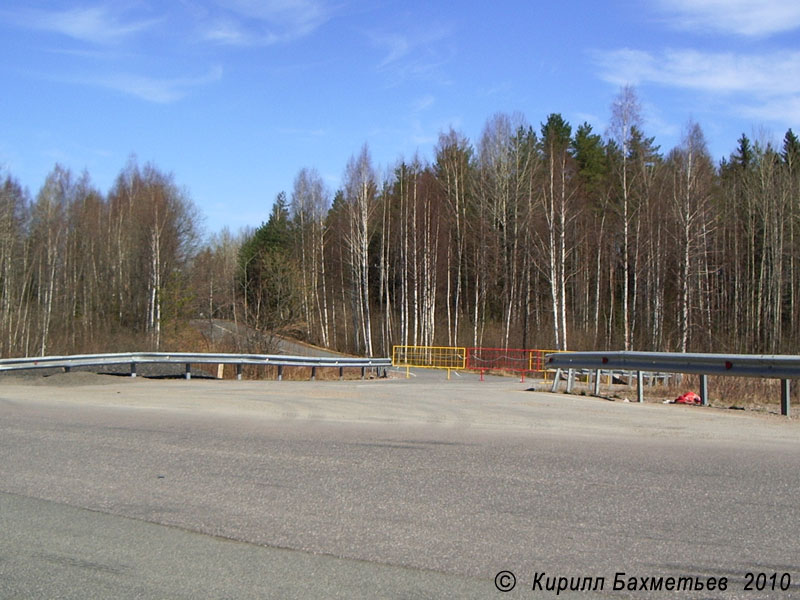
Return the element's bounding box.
[673,391,702,405]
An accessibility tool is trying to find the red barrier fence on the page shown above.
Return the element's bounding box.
[466,348,557,381]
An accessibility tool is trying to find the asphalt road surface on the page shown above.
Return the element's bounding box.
[1,371,799,599]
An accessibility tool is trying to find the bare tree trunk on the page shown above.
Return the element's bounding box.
[593,210,606,346]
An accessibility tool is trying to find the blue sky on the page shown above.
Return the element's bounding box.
[2,0,799,236]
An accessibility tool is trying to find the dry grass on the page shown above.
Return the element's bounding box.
[564,371,797,416]
[683,375,796,413]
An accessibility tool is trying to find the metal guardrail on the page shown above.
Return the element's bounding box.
[546,351,797,416]
[0,352,392,381]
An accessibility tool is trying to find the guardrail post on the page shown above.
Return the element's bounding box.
[236,364,242,381]
[277,365,283,381]
[637,371,644,403]
[361,366,365,380]
[700,374,709,406]
[339,366,343,380]
[310,366,316,381]
[781,379,790,416]
[185,364,191,380]
[130,362,137,378]
[566,369,574,393]
[593,369,601,396]
[551,368,562,393]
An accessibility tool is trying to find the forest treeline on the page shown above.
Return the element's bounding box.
[2,87,799,357]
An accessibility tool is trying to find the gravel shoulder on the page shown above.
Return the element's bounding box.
[1,372,797,444]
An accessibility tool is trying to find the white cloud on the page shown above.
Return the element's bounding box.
[639,101,681,141]
[595,48,800,95]
[370,24,453,68]
[368,24,455,87]
[655,0,800,36]
[478,82,513,98]
[739,96,800,124]
[203,0,333,45]
[277,127,327,138]
[373,32,411,68]
[594,47,800,125]
[7,5,159,45]
[202,18,254,45]
[412,95,435,113]
[94,65,224,103]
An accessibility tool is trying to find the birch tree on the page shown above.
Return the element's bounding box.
[434,129,473,346]
[0,175,29,354]
[291,168,331,345]
[668,122,714,352]
[343,145,377,356]
[30,166,69,355]
[539,114,575,350]
[607,85,643,350]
